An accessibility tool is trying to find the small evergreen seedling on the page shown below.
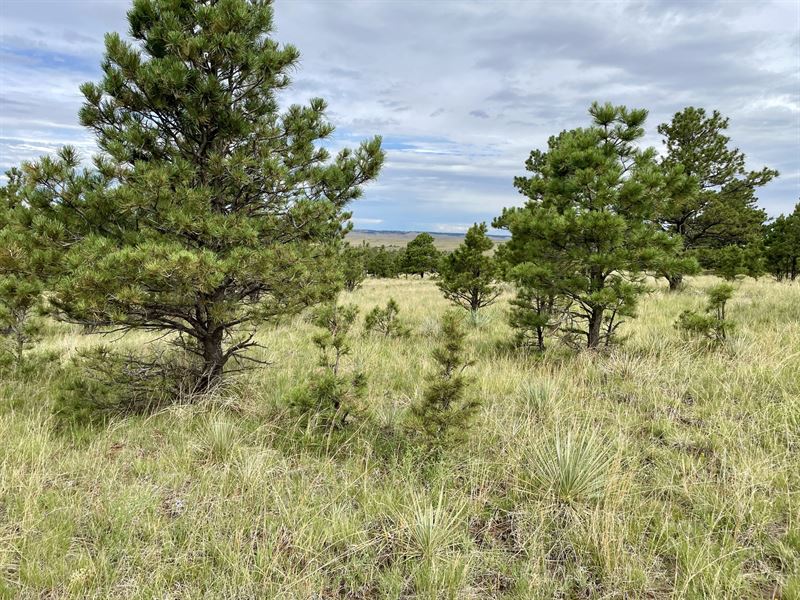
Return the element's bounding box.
[364,298,410,338]
[677,283,735,343]
[410,311,479,451]
[290,303,366,427]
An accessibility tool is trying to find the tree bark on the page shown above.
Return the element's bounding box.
[587,308,604,349]
[667,273,684,292]
[199,326,225,391]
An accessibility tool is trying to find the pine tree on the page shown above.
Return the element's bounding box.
[364,245,402,278]
[0,170,48,364]
[341,244,368,292]
[764,203,800,281]
[289,303,365,427]
[495,102,685,349]
[437,222,500,314]
[410,311,479,450]
[17,0,383,390]
[0,169,43,364]
[402,233,440,278]
[503,265,559,352]
[364,298,409,338]
[676,283,735,344]
[656,107,776,289]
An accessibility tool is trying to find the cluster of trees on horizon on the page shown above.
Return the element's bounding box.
[1,0,798,428]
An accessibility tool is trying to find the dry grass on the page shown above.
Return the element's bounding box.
[1,275,798,598]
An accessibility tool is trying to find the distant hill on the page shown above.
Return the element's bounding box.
[347,229,509,250]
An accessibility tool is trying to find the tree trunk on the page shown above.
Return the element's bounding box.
[587,308,603,349]
[199,326,225,391]
[470,289,480,313]
[666,273,684,292]
[536,326,545,352]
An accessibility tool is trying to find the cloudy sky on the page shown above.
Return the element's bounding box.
[1,0,798,232]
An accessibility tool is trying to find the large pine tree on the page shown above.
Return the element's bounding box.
[401,232,440,278]
[19,0,383,388]
[495,102,686,349]
[656,107,776,289]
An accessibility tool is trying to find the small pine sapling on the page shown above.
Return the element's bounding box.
[364,298,410,338]
[676,283,735,344]
[410,311,480,451]
[290,303,366,427]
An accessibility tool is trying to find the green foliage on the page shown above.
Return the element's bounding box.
[409,311,479,450]
[676,283,735,344]
[16,0,383,390]
[495,102,684,349]
[697,242,764,281]
[0,169,51,364]
[402,233,441,278]
[364,298,410,338]
[437,223,500,315]
[289,303,366,427]
[656,107,776,287]
[364,244,403,278]
[764,203,800,281]
[507,283,559,352]
[341,244,368,292]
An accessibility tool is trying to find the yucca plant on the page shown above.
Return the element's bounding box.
[392,487,466,563]
[526,426,614,504]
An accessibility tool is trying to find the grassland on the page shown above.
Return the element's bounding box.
[1,276,799,599]
[346,230,508,251]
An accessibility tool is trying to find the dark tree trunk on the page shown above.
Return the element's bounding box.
[536,326,545,352]
[667,273,684,292]
[199,326,225,391]
[470,289,480,313]
[587,308,603,349]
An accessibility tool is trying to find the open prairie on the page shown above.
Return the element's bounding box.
[346,231,509,251]
[2,275,798,599]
